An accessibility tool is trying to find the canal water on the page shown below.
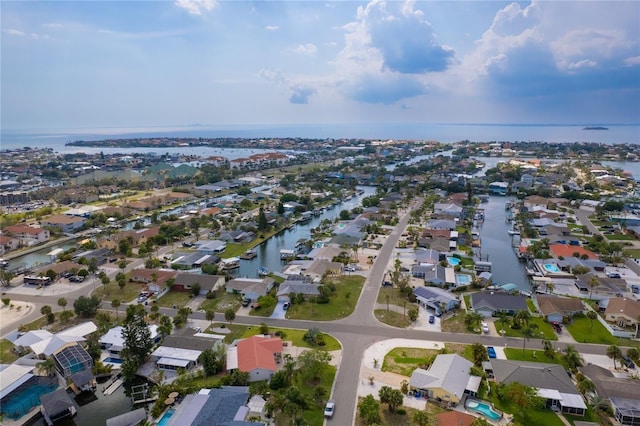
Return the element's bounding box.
[476,196,529,291]
[233,185,376,278]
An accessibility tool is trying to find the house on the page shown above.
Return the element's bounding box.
[434,411,476,426]
[172,273,225,294]
[226,277,275,301]
[40,215,86,233]
[151,329,223,371]
[409,354,479,404]
[227,335,283,382]
[170,252,220,270]
[33,260,83,280]
[129,268,176,291]
[40,389,77,425]
[536,295,585,323]
[433,203,463,218]
[52,344,94,379]
[0,235,19,253]
[193,240,227,254]
[580,363,640,426]
[105,408,147,426]
[413,286,460,314]
[488,181,509,195]
[304,259,343,281]
[549,244,598,260]
[489,359,587,416]
[276,281,320,301]
[4,224,50,244]
[161,386,254,426]
[604,297,640,328]
[469,292,528,318]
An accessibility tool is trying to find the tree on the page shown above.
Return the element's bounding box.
[588,275,599,300]
[470,343,488,367]
[111,299,121,320]
[502,382,545,418]
[470,418,493,426]
[521,323,538,355]
[57,297,67,311]
[60,310,74,323]
[607,344,622,369]
[0,270,15,288]
[412,410,432,426]
[120,310,152,383]
[627,347,640,364]
[158,314,173,338]
[297,349,331,382]
[40,305,54,323]
[259,322,270,335]
[542,339,555,359]
[191,283,201,297]
[562,345,583,370]
[513,309,531,328]
[358,394,381,426]
[224,308,236,324]
[205,309,215,325]
[258,206,268,231]
[465,312,484,331]
[36,358,57,377]
[1,298,10,306]
[378,386,403,412]
[587,310,598,330]
[199,348,224,376]
[407,307,418,322]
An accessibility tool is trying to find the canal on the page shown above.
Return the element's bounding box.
[476,196,530,291]
[233,185,377,278]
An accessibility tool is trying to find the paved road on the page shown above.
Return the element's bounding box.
[2,203,633,425]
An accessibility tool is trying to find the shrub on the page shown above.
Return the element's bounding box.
[396,408,407,415]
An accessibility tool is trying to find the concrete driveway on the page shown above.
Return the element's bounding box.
[270,301,287,319]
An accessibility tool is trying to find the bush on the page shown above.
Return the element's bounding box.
[396,408,407,415]
[205,292,217,299]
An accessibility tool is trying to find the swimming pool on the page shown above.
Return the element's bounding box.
[313,241,324,249]
[456,274,472,285]
[447,257,461,266]
[466,399,502,421]
[104,357,123,364]
[544,263,560,273]
[0,377,58,420]
[157,408,175,426]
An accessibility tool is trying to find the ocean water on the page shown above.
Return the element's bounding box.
[1,123,638,152]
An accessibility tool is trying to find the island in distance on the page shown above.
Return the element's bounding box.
[583,126,609,130]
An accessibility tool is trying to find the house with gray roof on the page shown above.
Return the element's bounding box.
[425,219,457,231]
[165,386,262,426]
[489,359,586,416]
[276,282,320,301]
[580,364,640,426]
[413,286,459,315]
[470,292,528,318]
[409,354,479,405]
[226,277,275,301]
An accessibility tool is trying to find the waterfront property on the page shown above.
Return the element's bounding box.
[0,365,58,421]
[159,386,252,425]
[40,388,77,425]
[469,292,528,318]
[536,295,585,323]
[226,335,283,382]
[225,277,275,301]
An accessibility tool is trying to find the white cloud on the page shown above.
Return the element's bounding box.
[265,25,279,31]
[5,29,25,36]
[551,29,630,71]
[175,0,216,16]
[624,56,640,66]
[568,59,597,70]
[289,43,317,56]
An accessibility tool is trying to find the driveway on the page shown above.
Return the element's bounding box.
[270,301,287,319]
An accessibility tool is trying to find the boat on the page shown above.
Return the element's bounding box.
[257,266,269,277]
[0,259,8,268]
[295,239,307,249]
[280,249,295,260]
[219,257,240,270]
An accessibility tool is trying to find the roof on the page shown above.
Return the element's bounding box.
[70,369,95,387]
[470,292,528,311]
[174,273,225,291]
[58,321,97,337]
[31,335,85,356]
[409,354,473,399]
[152,346,202,362]
[413,286,458,304]
[0,364,34,399]
[40,388,76,417]
[580,363,640,401]
[161,334,220,353]
[100,325,159,347]
[41,214,85,224]
[236,335,283,373]
[277,283,320,297]
[605,297,640,320]
[549,244,598,260]
[537,295,584,316]
[169,387,251,426]
[490,359,579,394]
[13,329,53,347]
[106,407,147,426]
[434,411,476,426]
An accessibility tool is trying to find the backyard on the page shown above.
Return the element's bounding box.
[199,291,242,313]
[374,309,412,328]
[154,290,192,308]
[285,275,365,321]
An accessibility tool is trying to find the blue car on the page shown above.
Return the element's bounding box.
[429,315,435,324]
[487,346,497,359]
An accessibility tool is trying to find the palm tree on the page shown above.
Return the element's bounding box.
[542,339,555,359]
[587,311,598,330]
[606,344,622,369]
[562,345,583,370]
[513,309,531,329]
[465,312,484,331]
[57,297,67,311]
[497,312,510,335]
[588,275,599,300]
[37,358,57,377]
[111,299,121,320]
[521,324,538,355]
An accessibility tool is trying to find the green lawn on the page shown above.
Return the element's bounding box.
[377,286,412,308]
[155,291,192,308]
[606,233,637,241]
[463,294,472,310]
[286,275,365,321]
[624,248,640,258]
[564,407,604,425]
[382,347,438,376]
[92,279,142,303]
[501,317,557,340]
[374,309,412,328]
[488,393,566,426]
[0,339,18,363]
[207,323,249,344]
[248,302,276,317]
[504,348,562,364]
[566,316,617,345]
[199,292,242,313]
[242,327,341,351]
[440,311,470,334]
[299,365,336,426]
[526,299,537,313]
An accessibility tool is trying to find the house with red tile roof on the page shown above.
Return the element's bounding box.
[549,244,598,260]
[435,410,476,426]
[227,335,283,382]
[4,224,50,244]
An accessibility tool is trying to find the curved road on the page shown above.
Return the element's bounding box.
[2,203,629,425]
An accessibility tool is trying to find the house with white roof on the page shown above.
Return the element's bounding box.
[99,325,161,360]
[409,354,479,404]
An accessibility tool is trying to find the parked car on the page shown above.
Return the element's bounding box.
[622,355,636,369]
[324,400,335,418]
[242,298,251,307]
[429,315,435,324]
[283,302,290,310]
[487,346,497,359]
[382,281,393,287]
[481,322,490,334]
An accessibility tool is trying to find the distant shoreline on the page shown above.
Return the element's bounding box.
[583,126,609,130]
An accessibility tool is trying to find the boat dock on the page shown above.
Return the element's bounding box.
[103,378,122,395]
[239,250,257,260]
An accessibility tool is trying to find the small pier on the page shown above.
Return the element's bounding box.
[239,249,257,260]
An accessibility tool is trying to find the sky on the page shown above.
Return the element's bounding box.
[1,0,639,131]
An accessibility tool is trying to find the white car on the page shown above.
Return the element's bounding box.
[481,322,490,334]
[324,400,335,418]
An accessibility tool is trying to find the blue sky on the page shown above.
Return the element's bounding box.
[2,0,639,131]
